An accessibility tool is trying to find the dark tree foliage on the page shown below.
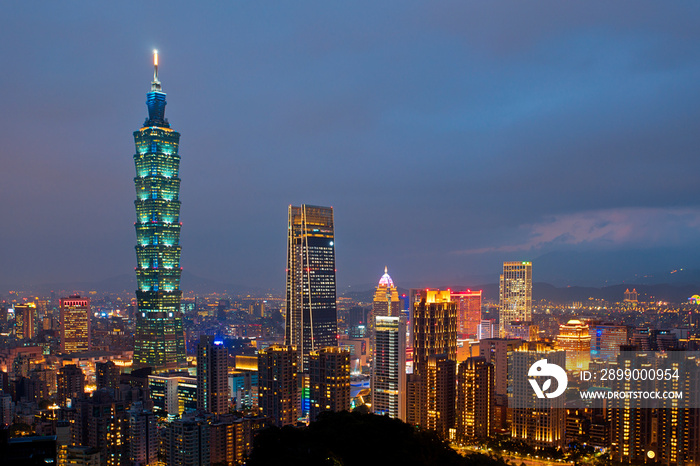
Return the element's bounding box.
[247,411,505,466]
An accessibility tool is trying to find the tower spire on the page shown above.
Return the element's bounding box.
[151,50,162,92]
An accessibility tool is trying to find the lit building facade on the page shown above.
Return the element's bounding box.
[372,267,400,318]
[308,347,351,422]
[197,335,229,415]
[509,343,566,449]
[409,290,457,434]
[499,261,532,338]
[285,205,338,372]
[60,295,91,354]
[655,353,700,465]
[557,319,591,371]
[456,356,494,441]
[609,349,653,463]
[452,290,482,338]
[15,303,37,340]
[258,345,299,427]
[133,51,186,369]
[371,315,406,421]
[425,353,456,439]
[147,372,197,416]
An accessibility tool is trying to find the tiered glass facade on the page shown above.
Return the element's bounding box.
[133,53,186,369]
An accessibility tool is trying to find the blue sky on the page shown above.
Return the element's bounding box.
[1,1,700,290]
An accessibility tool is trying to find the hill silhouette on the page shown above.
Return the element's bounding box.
[247,411,505,466]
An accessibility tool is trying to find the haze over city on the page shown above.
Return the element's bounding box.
[2,1,700,290]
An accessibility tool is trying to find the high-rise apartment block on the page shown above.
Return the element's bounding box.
[285,205,338,372]
[60,295,90,354]
[133,51,186,369]
[425,353,456,438]
[197,335,229,415]
[371,315,406,421]
[456,356,494,441]
[308,347,350,422]
[258,345,299,427]
[609,348,653,462]
[128,402,158,466]
[164,417,210,466]
[499,261,532,338]
[73,390,129,466]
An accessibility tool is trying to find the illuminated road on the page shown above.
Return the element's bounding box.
[455,445,574,466]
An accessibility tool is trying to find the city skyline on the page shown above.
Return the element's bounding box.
[2,2,700,291]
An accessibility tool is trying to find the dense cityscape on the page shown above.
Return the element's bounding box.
[3,4,700,466]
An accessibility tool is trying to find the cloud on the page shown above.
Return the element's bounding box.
[454,207,700,255]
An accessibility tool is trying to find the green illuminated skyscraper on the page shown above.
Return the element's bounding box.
[132,51,186,369]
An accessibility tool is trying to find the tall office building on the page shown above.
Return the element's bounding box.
[509,343,566,449]
[14,303,37,340]
[557,319,591,371]
[285,205,337,372]
[197,335,229,415]
[258,345,299,427]
[456,356,494,441]
[371,315,406,421]
[60,295,90,354]
[452,290,482,338]
[372,267,400,318]
[132,51,186,369]
[499,261,532,338]
[370,267,400,385]
[408,290,458,434]
[412,290,458,373]
[308,347,351,422]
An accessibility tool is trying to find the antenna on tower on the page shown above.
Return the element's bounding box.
[153,50,159,81]
[151,50,162,92]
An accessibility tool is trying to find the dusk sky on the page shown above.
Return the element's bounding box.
[2,2,700,291]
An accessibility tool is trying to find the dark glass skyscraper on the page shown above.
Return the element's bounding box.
[285,205,338,372]
[133,52,186,369]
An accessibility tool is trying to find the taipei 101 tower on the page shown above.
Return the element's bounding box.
[132,51,186,369]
